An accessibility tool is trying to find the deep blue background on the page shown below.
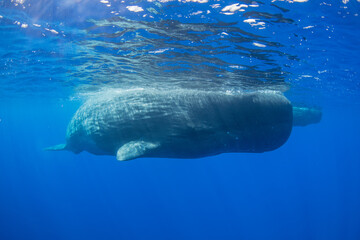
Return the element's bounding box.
[0,99,359,240]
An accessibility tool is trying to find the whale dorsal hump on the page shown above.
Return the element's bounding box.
[116,141,160,161]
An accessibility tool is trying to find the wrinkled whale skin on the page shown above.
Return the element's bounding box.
[48,89,293,161]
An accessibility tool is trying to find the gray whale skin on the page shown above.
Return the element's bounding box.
[47,89,296,161]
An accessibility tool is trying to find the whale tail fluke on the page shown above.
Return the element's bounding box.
[292,106,322,127]
[44,143,67,151]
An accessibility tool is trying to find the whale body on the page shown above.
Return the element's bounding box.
[46,89,294,161]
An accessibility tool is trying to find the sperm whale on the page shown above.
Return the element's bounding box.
[46,89,294,161]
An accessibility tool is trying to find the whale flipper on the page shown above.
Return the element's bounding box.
[44,143,67,151]
[116,141,160,161]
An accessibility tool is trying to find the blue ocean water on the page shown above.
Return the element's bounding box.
[0,1,360,239]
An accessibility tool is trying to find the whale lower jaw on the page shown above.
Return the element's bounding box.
[44,143,67,151]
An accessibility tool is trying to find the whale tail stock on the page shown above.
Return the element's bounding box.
[44,143,67,151]
[292,106,322,127]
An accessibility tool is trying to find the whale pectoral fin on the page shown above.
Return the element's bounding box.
[116,141,160,161]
